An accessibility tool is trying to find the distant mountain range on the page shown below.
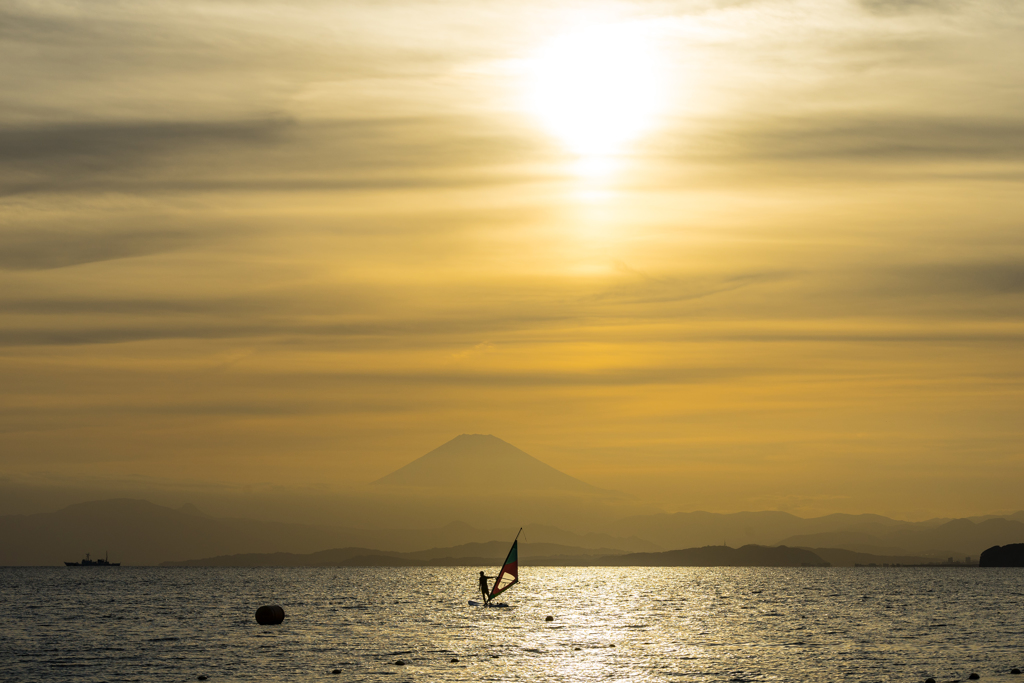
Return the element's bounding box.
[607,510,1024,560]
[3,434,1024,566]
[598,545,830,567]
[161,541,636,567]
[4,495,1023,566]
[0,498,656,566]
[161,543,958,568]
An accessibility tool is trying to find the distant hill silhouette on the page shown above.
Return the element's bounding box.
[159,542,952,568]
[598,544,830,567]
[607,510,1024,560]
[5,493,1024,566]
[162,548,423,567]
[372,434,603,493]
[0,498,366,566]
[801,547,944,566]
[0,498,655,565]
[159,543,928,568]
[776,517,1024,559]
[160,541,634,567]
[979,543,1024,567]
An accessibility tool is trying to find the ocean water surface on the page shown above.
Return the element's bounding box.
[2,566,1022,682]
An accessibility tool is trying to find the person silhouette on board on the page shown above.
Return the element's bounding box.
[479,570,495,604]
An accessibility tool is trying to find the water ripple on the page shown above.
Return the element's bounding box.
[1,567,1022,682]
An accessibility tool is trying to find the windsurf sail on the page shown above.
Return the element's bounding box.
[488,528,521,601]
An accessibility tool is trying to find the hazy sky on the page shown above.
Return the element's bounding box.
[2,0,1022,520]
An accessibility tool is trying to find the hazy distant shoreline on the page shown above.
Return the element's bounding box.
[6,437,1024,568]
[5,495,1023,567]
[156,544,981,569]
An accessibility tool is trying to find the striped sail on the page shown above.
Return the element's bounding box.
[488,538,519,600]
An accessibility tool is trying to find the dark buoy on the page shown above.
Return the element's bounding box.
[969,675,980,681]
[331,669,341,675]
[574,647,581,651]
[545,615,554,622]
[450,658,459,663]
[197,677,208,681]
[394,660,405,666]
[1012,669,1021,675]
[255,605,285,625]
[925,678,935,683]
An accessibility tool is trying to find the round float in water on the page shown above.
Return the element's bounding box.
[255,605,285,625]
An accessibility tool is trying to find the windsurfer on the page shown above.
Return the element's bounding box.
[478,570,495,603]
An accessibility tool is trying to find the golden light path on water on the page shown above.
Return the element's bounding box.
[4,566,1024,682]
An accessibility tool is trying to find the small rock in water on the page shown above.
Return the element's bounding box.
[1012,670,1021,676]
[925,678,935,683]
[450,658,459,663]
[197,677,208,681]
[545,616,554,622]
[574,647,581,651]
[968,675,980,681]
[394,660,405,666]
[331,669,341,675]
[491,654,499,658]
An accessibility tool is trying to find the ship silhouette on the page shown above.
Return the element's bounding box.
[64,552,120,567]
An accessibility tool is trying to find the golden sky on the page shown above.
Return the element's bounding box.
[1,0,1022,520]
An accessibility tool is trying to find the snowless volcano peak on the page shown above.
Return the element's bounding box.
[372,434,601,493]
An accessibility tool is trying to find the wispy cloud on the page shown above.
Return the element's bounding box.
[0,227,197,270]
[698,116,1024,163]
[1,0,1023,518]
[0,117,547,196]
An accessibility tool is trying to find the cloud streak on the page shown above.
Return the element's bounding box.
[1,0,1023,518]
[0,117,549,197]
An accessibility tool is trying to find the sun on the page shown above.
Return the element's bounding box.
[527,23,663,159]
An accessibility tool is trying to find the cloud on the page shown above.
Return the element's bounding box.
[857,0,953,15]
[0,119,291,165]
[592,267,791,306]
[1,258,1021,350]
[876,261,1024,296]
[0,117,542,196]
[683,116,1024,165]
[0,227,196,271]
[7,113,1020,198]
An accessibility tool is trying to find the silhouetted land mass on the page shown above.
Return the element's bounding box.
[162,548,428,568]
[159,543,945,568]
[343,434,663,527]
[6,435,1024,565]
[609,511,1024,560]
[595,544,830,567]
[160,542,634,567]
[6,436,1024,566]
[5,496,1024,566]
[372,433,605,494]
[0,499,655,566]
[803,547,940,567]
[775,517,1024,559]
[979,543,1024,567]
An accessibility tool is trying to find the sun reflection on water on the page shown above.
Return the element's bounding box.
[3,566,1020,682]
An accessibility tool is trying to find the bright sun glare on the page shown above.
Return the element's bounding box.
[528,23,663,160]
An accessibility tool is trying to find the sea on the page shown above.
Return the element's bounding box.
[1,566,1022,683]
